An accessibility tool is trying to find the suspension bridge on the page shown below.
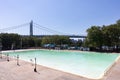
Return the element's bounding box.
[0,21,86,38]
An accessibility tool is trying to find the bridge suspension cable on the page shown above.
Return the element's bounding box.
[0,23,29,32]
[34,23,70,35]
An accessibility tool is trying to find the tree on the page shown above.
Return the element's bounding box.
[41,35,70,46]
[21,36,41,48]
[85,19,120,52]
[86,26,103,50]
[0,33,21,50]
[76,39,83,47]
[102,24,120,51]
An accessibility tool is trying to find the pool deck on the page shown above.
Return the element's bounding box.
[0,50,120,80]
[0,56,92,80]
[102,56,120,80]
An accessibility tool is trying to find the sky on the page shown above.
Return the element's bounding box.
[0,0,120,35]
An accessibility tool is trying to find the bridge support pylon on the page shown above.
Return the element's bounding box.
[30,20,33,36]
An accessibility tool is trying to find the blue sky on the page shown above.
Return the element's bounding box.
[0,0,120,35]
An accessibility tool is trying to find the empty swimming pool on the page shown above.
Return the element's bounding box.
[6,50,119,79]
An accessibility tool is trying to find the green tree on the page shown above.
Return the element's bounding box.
[85,19,120,52]
[102,24,120,51]
[41,35,70,46]
[76,39,83,47]
[1,33,21,50]
[21,36,41,48]
[86,26,103,50]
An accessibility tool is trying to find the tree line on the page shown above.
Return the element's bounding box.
[0,33,42,50]
[0,34,83,50]
[84,20,120,52]
[41,35,82,49]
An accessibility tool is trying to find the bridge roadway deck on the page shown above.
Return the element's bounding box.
[22,35,86,38]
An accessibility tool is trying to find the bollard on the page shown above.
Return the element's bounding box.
[0,52,2,59]
[34,58,37,72]
[7,54,9,62]
[30,59,34,66]
[17,55,20,66]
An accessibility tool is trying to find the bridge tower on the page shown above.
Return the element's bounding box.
[30,20,33,36]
